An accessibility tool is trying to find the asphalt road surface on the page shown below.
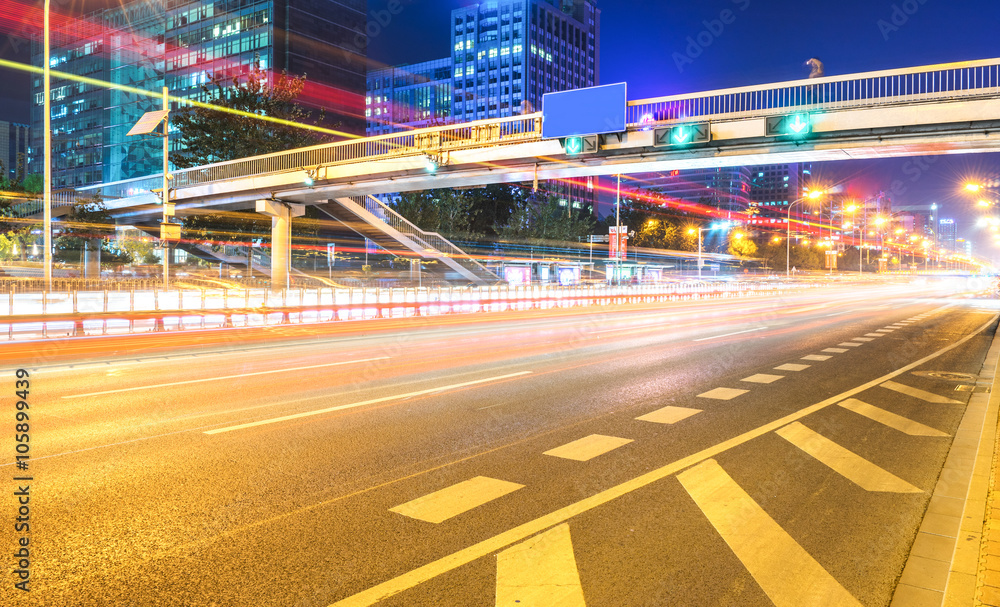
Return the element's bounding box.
[2,279,998,606]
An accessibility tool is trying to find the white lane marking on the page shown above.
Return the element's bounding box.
[822,348,849,354]
[876,329,895,333]
[205,371,533,434]
[853,337,875,342]
[544,435,633,462]
[677,459,864,607]
[865,333,885,338]
[63,357,391,399]
[776,422,922,493]
[880,380,962,404]
[837,343,863,348]
[775,364,810,372]
[326,315,995,607]
[693,327,765,342]
[801,355,832,362]
[741,374,784,384]
[637,406,702,424]
[697,388,749,400]
[496,524,586,607]
[838,399,948,437]
[390,476,524,524]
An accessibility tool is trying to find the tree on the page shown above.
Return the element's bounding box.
[501,195,594,241]
[392,189,475,237]
[466,184,528,236]
[172,62,332,168]
[728,233,758,258]
[54,194,126,265]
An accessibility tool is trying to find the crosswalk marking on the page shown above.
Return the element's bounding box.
[880,380,962,404]
[776,422,922,493]
[865,333,885,337]
[741,374,784,384]
[822,348,849,354]
[853,337,875,342]
[838,342,863,347]
[637,406,702,424]
[390,476,524,524]
[677,459,863,607]
[496,524,585,607]
[838,399,948,437]
[802,354,832,361]
[544,435,633,462]
[698,387,749,400]
[775,364,810,372]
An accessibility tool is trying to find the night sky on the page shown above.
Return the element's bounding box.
[2,0,999,245]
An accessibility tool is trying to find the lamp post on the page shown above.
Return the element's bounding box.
[43,0,51,289]
[787,190,825,277]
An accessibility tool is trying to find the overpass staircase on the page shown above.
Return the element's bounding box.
[317,195,500,285]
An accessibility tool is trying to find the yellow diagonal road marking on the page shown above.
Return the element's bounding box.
[838,399,949,437]
[496,524,586,607]
[544,435,633,462]
[880,380,962,404]
[776,422,922,493]
[391,477,524,524]
[677,459,863,607]
[327,315,995,607]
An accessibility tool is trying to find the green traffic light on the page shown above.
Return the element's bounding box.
[564,137,584,155]
[787,114,811,136]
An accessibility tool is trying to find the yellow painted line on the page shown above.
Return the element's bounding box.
[880,380,962,404]
[697,387,749,400]
[801,354,832,361]
[544,435,633,462]
[205,371,533,434]
[326,316,994,607]
[677,459,863,607]
[63,357,391,398]
[495,524,586,607]
[776,422,922,493]
[838,342,863,348]
[775,364,810,372]
[741,374,784,384]
[822,348,849,354]
[390,476,524,524]
[838,399,948,437]
[636,406,702,424]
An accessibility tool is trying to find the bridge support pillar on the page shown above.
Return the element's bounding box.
[256,200,305,291]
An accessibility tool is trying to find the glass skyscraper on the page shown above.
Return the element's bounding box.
[31,0,367,189]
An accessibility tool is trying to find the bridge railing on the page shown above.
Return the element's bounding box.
[79,115,543,201]
[627,57,1000,125]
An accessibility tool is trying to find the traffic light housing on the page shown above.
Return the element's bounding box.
[765,113,813,138]
[654,122,711,147]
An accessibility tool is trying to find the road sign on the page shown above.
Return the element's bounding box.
[542,83,627,139]
[326,243,336,265]
[654,122,711,147]
[562,135,599,156]
[765,113,812,137]
[159,222,181,241]
[609,226,628,260]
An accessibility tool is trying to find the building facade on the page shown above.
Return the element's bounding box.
[642,167,752,220]
[0,121,30,182]
[32,0,366,189]
[939,218,957,251]
[746,163,813,232]
[366,58,453,136]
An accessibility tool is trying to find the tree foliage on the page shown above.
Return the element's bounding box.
[393,189,476,236]
[501,195,594,241]
[728,233,758,258]
[172,63,332,168]
[54,194,129,264]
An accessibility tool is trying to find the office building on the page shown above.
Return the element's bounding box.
[366,59,453,136]
[746,163,813,231]
[939,218,957,251]
[32,0,367,188]
[0,121,30,182]
[641,167,752,220]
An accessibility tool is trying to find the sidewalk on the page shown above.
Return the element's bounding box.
[974,333,1000,607]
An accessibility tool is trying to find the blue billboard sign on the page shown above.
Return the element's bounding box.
[542,83,628,139]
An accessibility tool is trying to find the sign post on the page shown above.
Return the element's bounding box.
[326,243,336,280]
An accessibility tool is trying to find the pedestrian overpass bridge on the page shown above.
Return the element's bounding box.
[29,57,1000,285]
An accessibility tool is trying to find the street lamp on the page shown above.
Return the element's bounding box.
[787,190,825,277]
[688,222,732,279]
[43,0,51,289]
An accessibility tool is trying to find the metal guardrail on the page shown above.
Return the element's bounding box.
[627,57,1000,125]
[52,57,1000,210]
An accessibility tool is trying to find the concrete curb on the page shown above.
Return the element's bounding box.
[890,317,1000,607]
